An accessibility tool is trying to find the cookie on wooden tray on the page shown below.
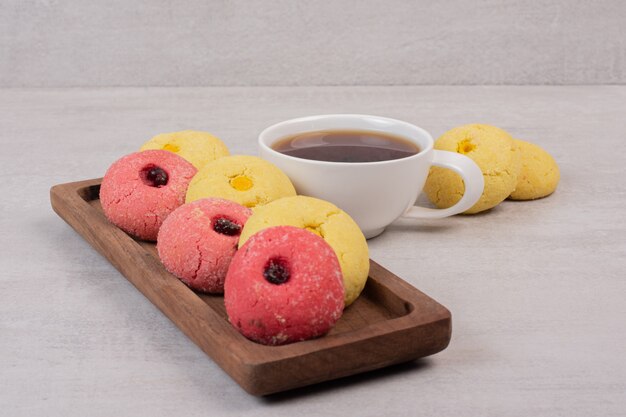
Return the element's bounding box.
[185,155,296,209]
[100,150,197,241]
[509,139,560,200]
[423,123,522,214]
[157,198,252,293]
[225,226,345,346]
[239,195,369,307]
[140,130,229,170]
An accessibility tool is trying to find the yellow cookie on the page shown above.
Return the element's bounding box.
[509,139,560,200]
[140,130,229,169]
[239,196,369,307]
[424,124,522,214]
[186,155,296,208]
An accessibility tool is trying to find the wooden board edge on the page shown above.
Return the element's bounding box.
[50,179,453,396]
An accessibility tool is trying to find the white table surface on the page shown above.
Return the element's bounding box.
[1,86,625,416]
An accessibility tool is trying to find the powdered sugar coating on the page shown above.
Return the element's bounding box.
[225,226,345,346]
[100,150,197,241]
[157,198,252,293]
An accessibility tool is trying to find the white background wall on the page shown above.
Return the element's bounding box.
[2,0,625,87]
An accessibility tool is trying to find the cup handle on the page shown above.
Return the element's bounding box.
[401,150,484,219]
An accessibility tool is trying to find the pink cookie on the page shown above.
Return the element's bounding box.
[100,150,197,241]
[157,198,252,293]
[224,226,345,346]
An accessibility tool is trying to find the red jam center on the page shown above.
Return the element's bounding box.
[140,165,168,187]
[213,218,242,236]
[263,257,290,285]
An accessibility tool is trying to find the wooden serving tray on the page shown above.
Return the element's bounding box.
[50,178,451,395]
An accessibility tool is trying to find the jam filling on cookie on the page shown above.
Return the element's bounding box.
[141,165,169,187]
[213,217,242,236]
[263,257,290,285]
[162,143,180,153]
[457,139,476,154]
[230,175,253,191]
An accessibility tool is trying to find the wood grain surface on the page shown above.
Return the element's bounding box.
[49,179,451,395]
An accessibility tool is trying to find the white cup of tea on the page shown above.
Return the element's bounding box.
[258,114,484,239]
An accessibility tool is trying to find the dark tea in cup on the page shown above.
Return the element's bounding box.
[259,115,484,238]
[271,130,420,163]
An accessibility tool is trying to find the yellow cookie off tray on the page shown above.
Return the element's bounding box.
[185,155,296,208]
[424,124,522,214]
[509,139,560,200]
[140,130,229,170]
[239,196,370,307]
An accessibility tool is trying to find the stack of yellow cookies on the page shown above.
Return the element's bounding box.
[424,124,560,214]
